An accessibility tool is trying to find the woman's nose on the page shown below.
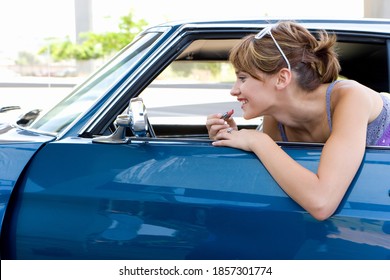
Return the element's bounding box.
[230,85,240,96]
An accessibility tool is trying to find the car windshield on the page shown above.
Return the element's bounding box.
[29,31,164,135]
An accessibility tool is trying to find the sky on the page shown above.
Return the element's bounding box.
[0,0,365,60]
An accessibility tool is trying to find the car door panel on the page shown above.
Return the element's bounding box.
[4,138,390,259]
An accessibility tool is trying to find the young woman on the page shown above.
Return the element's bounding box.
[206,21,390,220]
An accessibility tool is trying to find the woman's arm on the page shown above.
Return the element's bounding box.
[213,87,372,220]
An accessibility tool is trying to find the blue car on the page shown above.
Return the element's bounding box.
[1,19,390,260]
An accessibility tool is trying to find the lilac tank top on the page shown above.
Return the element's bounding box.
[278,80,390,146]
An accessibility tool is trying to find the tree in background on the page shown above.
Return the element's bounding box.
[39,12,148,61]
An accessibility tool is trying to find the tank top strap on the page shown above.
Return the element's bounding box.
[326,80,342,132]
[278,122,288,141]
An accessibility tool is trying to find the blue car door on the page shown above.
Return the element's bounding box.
[4,136,390,259]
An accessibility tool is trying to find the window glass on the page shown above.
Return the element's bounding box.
[30,32,163,134]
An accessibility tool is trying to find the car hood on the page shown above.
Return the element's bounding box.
[0,123,56,234]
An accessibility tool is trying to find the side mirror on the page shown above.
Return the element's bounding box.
[92,97,155,144]
[129,97,148,137]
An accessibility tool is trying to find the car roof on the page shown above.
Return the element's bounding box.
[153,18,390,34]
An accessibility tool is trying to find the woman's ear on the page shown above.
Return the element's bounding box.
[275,68,291,90]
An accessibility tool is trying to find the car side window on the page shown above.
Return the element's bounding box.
[111,36,390,141]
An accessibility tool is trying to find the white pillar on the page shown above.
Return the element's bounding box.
[364,0,390,18]
[74,0,94,75]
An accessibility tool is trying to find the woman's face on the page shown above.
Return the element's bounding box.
[230,70,275,119]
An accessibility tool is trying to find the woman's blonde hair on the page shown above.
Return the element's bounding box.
[229,21,341,91]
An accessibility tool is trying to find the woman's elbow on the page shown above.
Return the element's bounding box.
[308,202,337,221]
[310,211,333,221]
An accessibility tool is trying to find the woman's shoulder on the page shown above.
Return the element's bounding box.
[332,79,361,91]
[330,80,376,103]
[330,80,381,123]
